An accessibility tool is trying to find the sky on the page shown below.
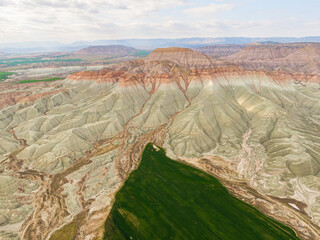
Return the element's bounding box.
[0,0,319,44]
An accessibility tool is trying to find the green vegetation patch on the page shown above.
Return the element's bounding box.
[49,211,86,240]
[134,50,150,57]
[0,57,82,67]
[0,71,15,81]
[104,143,300,240]
[18,77,63,84]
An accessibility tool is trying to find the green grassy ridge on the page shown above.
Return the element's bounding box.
[0,71,15,81]
[17,77,63,84]
[104,143,300,240]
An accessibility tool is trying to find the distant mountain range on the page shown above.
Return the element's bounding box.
[197,42,320,74]
[1,36,320,53]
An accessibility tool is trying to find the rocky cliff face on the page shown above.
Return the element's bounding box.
[222,43,320,74]
[144,47,225,68]
[196,44,247,58]
[1,47,320,240]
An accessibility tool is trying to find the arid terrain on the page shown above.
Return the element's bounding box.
[0,45,149,84]
[0,44,320,239]
[198,42,320,74]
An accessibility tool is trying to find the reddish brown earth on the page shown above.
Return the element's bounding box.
[0,82,63,109]
[144,47,225,68]
[67,47,320,85]
[220,43,320,74]
[196,44,247,58]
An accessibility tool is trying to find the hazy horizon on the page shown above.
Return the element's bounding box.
[1,35,320,45]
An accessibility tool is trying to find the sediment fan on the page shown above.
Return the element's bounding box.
[0,47,320,239]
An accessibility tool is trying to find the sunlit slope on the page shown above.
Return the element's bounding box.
[104,143,300,240]
[166,80,320,224]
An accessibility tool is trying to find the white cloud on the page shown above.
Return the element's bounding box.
[183,3,234,17]
[0,0,187,42]
[0,0,319,43]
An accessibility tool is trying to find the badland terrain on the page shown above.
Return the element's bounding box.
[0,42,320,239]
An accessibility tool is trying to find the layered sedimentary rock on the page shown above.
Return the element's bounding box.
[0,47,320,239]
[144,47,225,68]
[196,44,247,58]
[222,43,320,74]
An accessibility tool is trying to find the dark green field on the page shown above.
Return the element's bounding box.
[0,71,14,81]
[104,143,300,240]
[17,77,63,84]
[0,57,82,67]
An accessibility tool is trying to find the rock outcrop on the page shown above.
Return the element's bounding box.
[74,45,137,56]
[196,44,247,58]
[222,43,320,73]
[144,47,224,68]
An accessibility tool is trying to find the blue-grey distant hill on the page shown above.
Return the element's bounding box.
[1,36,320,53]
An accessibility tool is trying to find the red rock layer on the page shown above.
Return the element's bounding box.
[224,43,320,74]
[0,82,63,109]
[66,47,320,88]
[144,47,225,68]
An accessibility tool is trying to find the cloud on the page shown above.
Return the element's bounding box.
[0,0,11,7]
[18,0,185,12]
[0,0,319,43]
[183,3,234,17]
